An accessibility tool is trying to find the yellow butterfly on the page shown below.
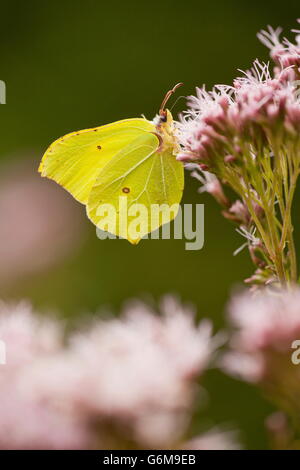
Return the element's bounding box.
[39,84,184,244]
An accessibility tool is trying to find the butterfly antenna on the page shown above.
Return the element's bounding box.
[159,83,183,114]
[169,95,185,112]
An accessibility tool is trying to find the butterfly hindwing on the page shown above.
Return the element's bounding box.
[87,132,184,243]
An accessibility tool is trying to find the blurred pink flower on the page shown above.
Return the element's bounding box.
[183,429,240,450]
[0,300,61,374]
[222,288,300,384]
[222,200,251,225]
[0,301,90,449]
[0,390,90,450]
[30,296,220,448]
[177,21,300,171]
[0,159,85,286]
[0,297,224,449]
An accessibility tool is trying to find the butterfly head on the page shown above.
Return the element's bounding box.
[153,83,183,153]
[153,108,173,128]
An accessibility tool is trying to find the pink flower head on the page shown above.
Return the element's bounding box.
[177,60,300,170]
[222,288,300,385]
[258,21,300,79]
[177,23,300,171]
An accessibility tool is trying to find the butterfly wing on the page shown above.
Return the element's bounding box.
[87,132,184,244]
[39,118,154,204]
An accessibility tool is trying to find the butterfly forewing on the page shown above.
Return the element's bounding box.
[39,118,154,204]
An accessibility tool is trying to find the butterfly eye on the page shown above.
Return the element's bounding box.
[159,113,167,123]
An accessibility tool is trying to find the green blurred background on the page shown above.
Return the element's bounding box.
[0,0,299,449]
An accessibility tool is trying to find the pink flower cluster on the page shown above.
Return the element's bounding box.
[222,288,300,384]
[0,298,230,449]
[176,22,300,169]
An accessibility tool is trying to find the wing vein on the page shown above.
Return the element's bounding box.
[160,154,167,201]
[94,144,156,192]
[128,155,157,207]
